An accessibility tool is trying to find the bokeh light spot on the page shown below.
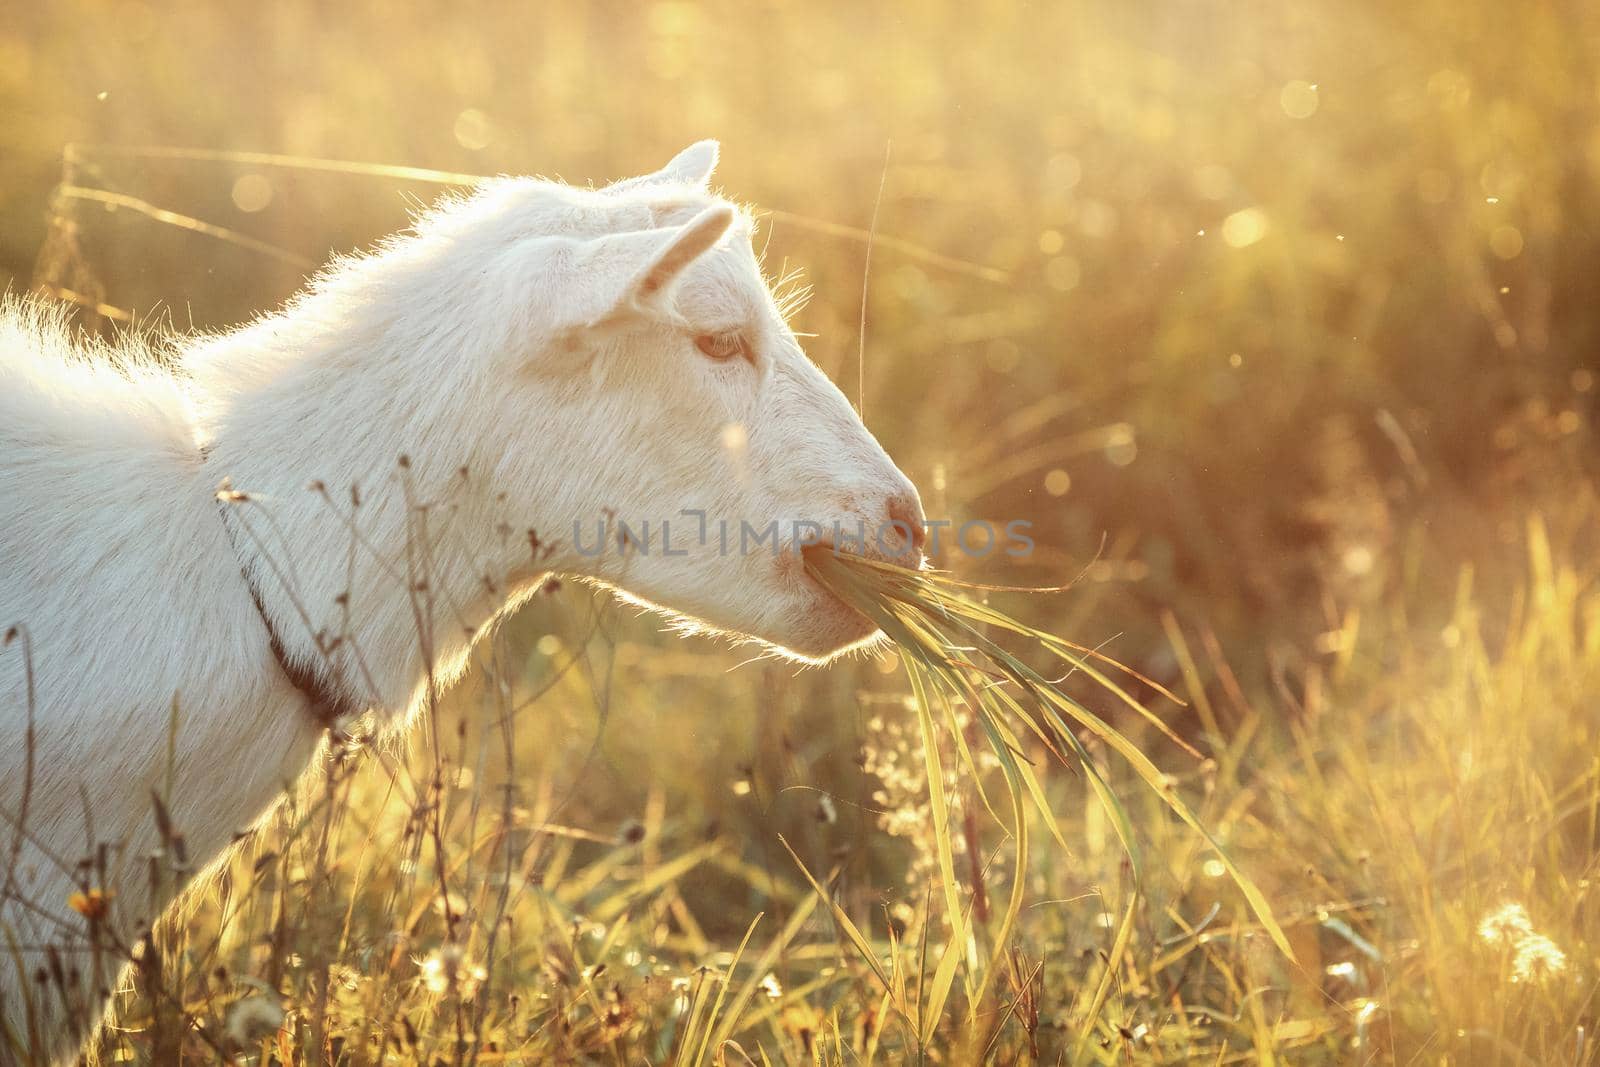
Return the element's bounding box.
[1104,424,1138,467]
[1045,152,1082,192]
[453,108,492,150]
[1280,80,1320,119]
[1045,256,1081,291]
[1490,225,1524,259]
[1341,545,1375,576]
[230,174,273,213]
[1222,207,1269,248]
[1044,469,1071,496]
[1077,201,1117,238]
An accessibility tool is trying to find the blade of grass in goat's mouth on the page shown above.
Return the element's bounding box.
[801,550,1294,997]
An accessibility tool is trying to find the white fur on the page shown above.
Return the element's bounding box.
[0,143,922,1057]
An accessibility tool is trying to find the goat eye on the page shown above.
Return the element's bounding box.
[694,332,752,364]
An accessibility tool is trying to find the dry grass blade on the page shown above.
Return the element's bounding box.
[709,892,820,1048]
[804,551,1295,964]
[55,185,314,268]
[687,911,762,1067]
[776,836,907,1024]
[58,143,1012,283]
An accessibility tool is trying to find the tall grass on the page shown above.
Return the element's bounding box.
[797,549,1293,1053]
[3,509,1579,1064]
[3,2,1598,1059]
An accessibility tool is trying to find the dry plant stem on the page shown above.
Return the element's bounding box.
[55,142,1013,284]
[802,552,1294,979]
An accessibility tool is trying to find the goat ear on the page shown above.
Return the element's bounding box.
[626,203,734,308]
[656,140,719,188]
[554,204,736,336]
[605,140,720,193]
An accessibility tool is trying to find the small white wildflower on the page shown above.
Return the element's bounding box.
[224,995,284,1045]
[1477,902,1533,946]
[331,964,361,992]
[419,952,447,994]
[1512,934,1568,982]
[416,944,488,998]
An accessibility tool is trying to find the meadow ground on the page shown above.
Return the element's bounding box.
[3,1,1599,1062]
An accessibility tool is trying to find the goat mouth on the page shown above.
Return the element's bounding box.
[795,539,926,629]
[798,537,926,571]
[796,541,875,624]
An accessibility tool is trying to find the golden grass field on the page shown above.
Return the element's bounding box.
[4,1,1600,1062]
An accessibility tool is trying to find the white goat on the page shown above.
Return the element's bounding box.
[0,142,924,1059]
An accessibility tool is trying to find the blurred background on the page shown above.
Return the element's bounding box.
[5,1,1600,1061]
[6,1,1596,656]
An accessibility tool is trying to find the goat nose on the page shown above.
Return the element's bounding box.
[885,490,927,555]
